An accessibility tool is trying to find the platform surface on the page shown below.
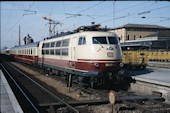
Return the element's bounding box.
[129,67,170,87]
[0,70,23,113]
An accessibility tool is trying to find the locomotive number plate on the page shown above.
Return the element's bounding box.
[107,52,113,57]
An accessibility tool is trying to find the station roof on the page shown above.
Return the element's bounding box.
[112,23,170,30]
[145,30,170,38]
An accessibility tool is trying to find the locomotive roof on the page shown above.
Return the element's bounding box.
[11,41,39,50]
[45,24,112,40]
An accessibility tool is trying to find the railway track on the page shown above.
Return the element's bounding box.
[1,55,170,113]
[0,59,79,113]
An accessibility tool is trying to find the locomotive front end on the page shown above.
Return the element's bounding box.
[76,31,122,78]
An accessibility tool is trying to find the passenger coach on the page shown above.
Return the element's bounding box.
[10,42,39,65]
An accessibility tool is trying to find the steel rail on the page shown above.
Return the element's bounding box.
[0,64,40,113]
[3,60,79,113]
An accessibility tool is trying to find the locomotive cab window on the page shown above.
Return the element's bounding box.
[93,37,107,44]
[108,37,118,44]
[78,37,86,45]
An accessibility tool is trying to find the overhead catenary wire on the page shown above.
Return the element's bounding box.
[73,1,151,28]
[2,2,35,39]
[99,4,170,25]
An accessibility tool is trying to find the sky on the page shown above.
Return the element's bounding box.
[1,1,170,49]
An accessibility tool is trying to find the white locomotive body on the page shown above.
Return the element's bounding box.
[38,31,122,77]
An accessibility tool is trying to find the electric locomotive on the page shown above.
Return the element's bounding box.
[38,25,126,87]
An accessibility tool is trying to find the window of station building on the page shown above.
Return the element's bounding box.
[127,35,129,40]
[55,49,61,55]
[62,48,68,56]
[133,35,136,40]
[56,41,61,47]
[62,39,70,46]
[139,35,142,38]
[51,42,55,47]
[78,37,86,45]
[50,49,54,55]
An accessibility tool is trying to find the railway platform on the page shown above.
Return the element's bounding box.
[0,70,23,113]
[129,67,170,103]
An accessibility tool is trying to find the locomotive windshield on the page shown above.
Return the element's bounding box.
[93,37,118,45]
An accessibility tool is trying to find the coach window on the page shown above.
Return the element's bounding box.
[31,49,32,55]
[56,41,61,47]
[62,39,70,46]
[78,37,86,45]
[51,42,55,47]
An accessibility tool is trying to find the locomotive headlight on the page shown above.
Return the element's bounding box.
[119,63,124,67]
[95,63,100,68]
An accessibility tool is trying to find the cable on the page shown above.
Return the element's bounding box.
[78,1,104,13]
[99,4,170,25]
[2,2,36,44]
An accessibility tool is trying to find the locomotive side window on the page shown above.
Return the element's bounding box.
[62,39,70,46]
[51,42,55,47]
[46,50,49,55]
[62,48,68,56]
[108,37,118,44]
[78,37,86,45]
[50,49,54,55]
[93,37,107,44]
[44,43,50,48]
[56,41,61,47]
[55,49,61,55]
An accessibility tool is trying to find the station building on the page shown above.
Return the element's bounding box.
[110,24,170,50]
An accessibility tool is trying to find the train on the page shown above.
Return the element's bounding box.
[6,24,131,88]
[121,44,170,69]
[121,44,148,69]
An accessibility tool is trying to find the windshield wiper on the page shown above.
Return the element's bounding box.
[93,38,104,49]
